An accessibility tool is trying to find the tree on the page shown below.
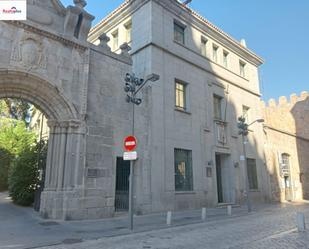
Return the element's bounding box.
[0,99,33,124]
[0,148,12,191]
[0,118,36,191]
[8,142,47,206]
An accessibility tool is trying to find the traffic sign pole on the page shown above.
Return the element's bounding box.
[129,102,135,230]
[123,72,160,231]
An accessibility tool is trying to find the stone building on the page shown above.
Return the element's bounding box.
[89,0,269,215]
[30,110,49,141]
[4,0,305,220]
[262,92,309,202]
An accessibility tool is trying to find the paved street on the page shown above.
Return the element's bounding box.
[1,191,309,249]
[39,204,309,249]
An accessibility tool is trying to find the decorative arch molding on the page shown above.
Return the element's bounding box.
[0,70,87,219]
[0,69,79,123]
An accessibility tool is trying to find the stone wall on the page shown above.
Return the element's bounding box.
[262,91,309,201]
[0,0,133,220]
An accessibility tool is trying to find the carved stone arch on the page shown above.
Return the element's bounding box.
[0,69,85,220]
[0,69,78,122]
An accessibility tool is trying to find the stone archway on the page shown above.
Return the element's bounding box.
[0,69,86,219]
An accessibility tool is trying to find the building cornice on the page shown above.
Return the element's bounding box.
[6,21,88,51]
[89,0,264,66]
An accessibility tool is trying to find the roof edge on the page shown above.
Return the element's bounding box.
[89,0,264,65]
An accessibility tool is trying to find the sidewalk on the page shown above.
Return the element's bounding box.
[0,190,307,249]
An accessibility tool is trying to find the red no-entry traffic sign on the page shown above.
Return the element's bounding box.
[124,136,137,151]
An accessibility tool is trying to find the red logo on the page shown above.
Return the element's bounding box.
[3,7,22,14]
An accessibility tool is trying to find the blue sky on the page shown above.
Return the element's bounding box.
[61,0,309,100]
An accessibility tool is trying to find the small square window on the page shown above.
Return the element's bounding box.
[213,44,218,63]
[201,36,207,57]
[242,105,250,123]
[175,81,187,110]
[239,60,246,77]
[174,21,185,44]
[223,51,229,68]
[175,148,193,191]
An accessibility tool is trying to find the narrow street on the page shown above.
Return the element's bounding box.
[1,192,309,249]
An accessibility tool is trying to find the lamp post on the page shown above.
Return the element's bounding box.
[237,117,264,212]
[124,72,160,230]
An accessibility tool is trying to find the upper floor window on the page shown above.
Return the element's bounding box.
[212,44,219,63]
[242,105,250,123]
[239,60,246,77]
[201,36,207,57]
[112,29,119,51]
[174,21,185,44]
[175,148,193,191]
[175,81,187,110]
[213,95,223,120]
[223,51,229,68]
[124,21,132,43]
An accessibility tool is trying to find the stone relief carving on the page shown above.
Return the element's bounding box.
[10,33,47,71]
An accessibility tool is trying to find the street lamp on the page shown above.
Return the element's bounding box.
[124,72,160,230]
[237,117,264,212]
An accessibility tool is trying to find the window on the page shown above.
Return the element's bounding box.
[174,21,185,44]
[201,36,207,57]
[239,60,246,77]
[175,148,193,191]
[223,51,229,68]
[112,30,119,51]
[242,105,250,123]
[213,95,222,120]
[247,158,258,190]
[280,153,290,176]
[124,21,132,43]
[175,81,186,110]
[212,44,218,63]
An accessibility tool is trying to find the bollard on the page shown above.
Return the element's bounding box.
[297,212,306,232]
[167,211,172,226]
[227,205,232,216]
[202,207,207,221]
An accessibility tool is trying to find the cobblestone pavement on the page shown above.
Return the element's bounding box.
[38,203,309,249]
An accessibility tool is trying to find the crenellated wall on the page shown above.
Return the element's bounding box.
[261,91,309,202]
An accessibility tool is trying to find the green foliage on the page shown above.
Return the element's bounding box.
[0,98,31,122]
[8,141,47,206]
[0,148,12,191]
[0,100,9,118]
[0,118,36,191]
[0,118,36,155]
